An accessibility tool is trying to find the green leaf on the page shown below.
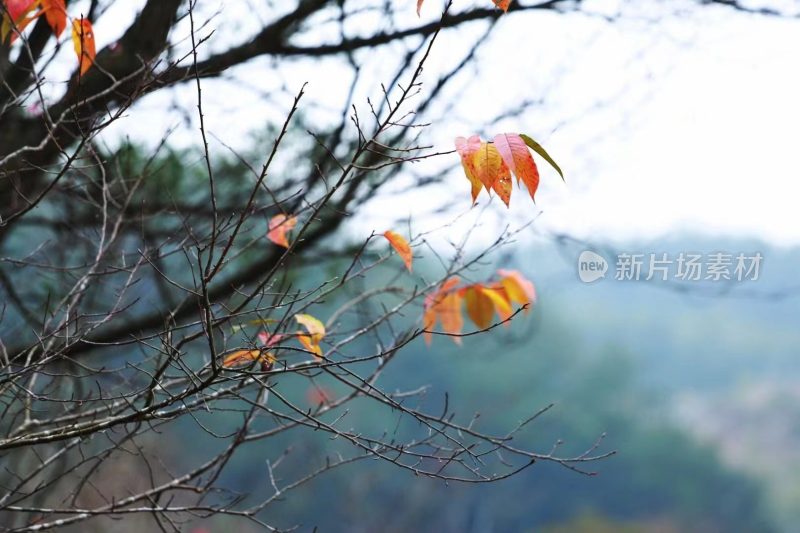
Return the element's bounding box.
[519,133,565,182]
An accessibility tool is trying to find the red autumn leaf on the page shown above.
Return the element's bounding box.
[454,136,483,204]
[71,17,95,75]
[257,331,284,347]
[464,285,495,330]
[497,269,536,311]
[267,214,297,248]
[493,0,511,11]
[222,349,276,370]
[494,133,540,201]
[41,0,65,37]
[4,0,34,21]
[383,230,413,272]
[1,0,39,43]
[416,0,424,16]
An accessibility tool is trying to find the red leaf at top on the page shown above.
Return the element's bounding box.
[494,133,540,201]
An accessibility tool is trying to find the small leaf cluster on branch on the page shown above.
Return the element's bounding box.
[222,313,326,369]
[423,270,536,345]
[2,0,95,74]
[456,132,564,206]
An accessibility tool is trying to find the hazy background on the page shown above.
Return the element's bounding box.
[24,0,800,530]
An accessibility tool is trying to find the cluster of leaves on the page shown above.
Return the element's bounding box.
[1,0,95,74]
[423,270,535,345]
[455,132,564,206]
[222,313,326,369]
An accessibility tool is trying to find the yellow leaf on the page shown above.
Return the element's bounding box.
[498,269,536,312]
[295,313,325,358]
[464,285,495,330]
[480,286,513,323]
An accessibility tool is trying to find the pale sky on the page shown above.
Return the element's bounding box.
[32,0,800,246]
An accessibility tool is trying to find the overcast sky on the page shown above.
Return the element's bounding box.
[38,0,800,246]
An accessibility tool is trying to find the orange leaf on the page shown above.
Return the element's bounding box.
[41,0,65,37]
[438,291,464,345]
[464,285,495,330]
[494,133,540,202]
[297,334,323,358]
[422,277,463,345]
[267,214,297,248]
[498,269,536,311]
[222,349,276,370]
[71,17,95,75]
[383,230,412,272]
[474,142,512,207]
[416,0,424,16]
[454,136,483,204]
[493,0,510,11]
